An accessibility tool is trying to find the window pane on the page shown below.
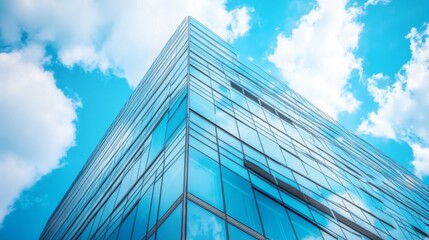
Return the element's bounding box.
[243,145,268,170]
[166,97,186,142]
[247,100,265,121]
[159,158,184,218]
[215,108,238,137]
[118,206,137,240]
[190,112,216,135]
[265,110,284,132]
[255,191,296,240]
[157,203,182,240]
[250,173,280,201]
[190,66,211,84]
[188,148,223,210]
[190,90,215,120]
[280,191,312,219]
[289,211,323,239]
[230,88,248,109]
[259,134,284,165]
[132,186,153,240]
[107,227,119,240]
[187,201,226,240]
[228,224,256,240]
[217,129,242,153]
[222,167,262,234]
[148,116,167,163]
[148,179,161,231]
[100,187,119,227]
[237,121,262,151]
[282,148,306,175]
[117,168,135,203]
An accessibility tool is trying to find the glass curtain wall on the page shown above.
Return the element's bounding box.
[42,17,429,240]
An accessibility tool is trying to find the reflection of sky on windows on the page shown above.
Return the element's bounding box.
[227,224,255,240]
[289,211,324,240]
[188,147,224,211]
[302,236,324,240]
[187,201,226,240]
[157,203,182,240]
[44,18,429,240]
[222,166,263,234]
[215,108,238,137]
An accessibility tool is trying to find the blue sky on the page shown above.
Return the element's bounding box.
[0,0,428,238]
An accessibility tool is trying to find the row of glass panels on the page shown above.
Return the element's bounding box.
[185,21,428,238]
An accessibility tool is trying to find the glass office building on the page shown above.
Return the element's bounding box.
[41,17,429,240]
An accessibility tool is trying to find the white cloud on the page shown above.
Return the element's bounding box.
[0,0,251,226]
[268,0,363,119]
[358,23,429,178]
[364,0,390,8]
[357,73,398,139]
[226,7,254,42]
[0,46,77,225]
[411,144,429,178]
[0,0,252,87]
[188,215,224,240]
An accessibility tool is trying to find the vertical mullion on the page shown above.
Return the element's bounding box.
[181,16,191,240]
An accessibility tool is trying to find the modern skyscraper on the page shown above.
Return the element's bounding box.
[41,17,429,240]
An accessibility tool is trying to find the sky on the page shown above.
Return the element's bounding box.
[0,0,428,238]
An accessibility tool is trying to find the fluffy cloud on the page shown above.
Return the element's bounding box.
[358,73,399,139]
[411,144,429,178]
[268,0,363,119]
[364,0,390,8]
[0,0,252,87]
[358,23,429,178]
[0,0,252,225]
[0,46,77,225]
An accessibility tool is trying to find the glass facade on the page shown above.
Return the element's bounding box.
[41,17,429,240]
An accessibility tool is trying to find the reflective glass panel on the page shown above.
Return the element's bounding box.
[228,224,255,240]
[280,191,312,219]
[118,206,137,240]
[188,148,223,210]
[186,201,226,240]
[222,167,262,234]
[132,186,152,240]
[166,98,186,142]
[148,179,161,230]
[237,120,262,151]
[215,108,238,137]
[148,116,167,163]
[255,191,296,240]
[190,90,215,120]
[157,203,182,240]
[159,158,184,218]
[289,211,323,239]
